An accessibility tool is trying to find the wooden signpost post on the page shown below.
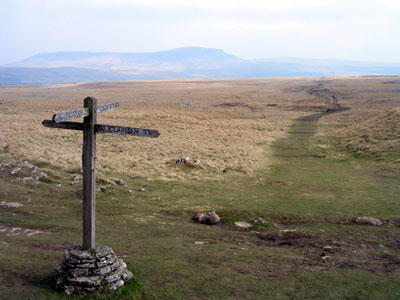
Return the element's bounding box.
[43,96,159,250]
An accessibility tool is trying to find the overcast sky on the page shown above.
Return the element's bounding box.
[1,0,399,64]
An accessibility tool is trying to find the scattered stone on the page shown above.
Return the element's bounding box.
[280,229,297,233]
[0,224,49,237]
[34,172,48,181]
[122,270,133,281]
[115,179,124,185]
[194,159,200,164]
[354,216,383,226]
[10,168,21,175]
[56,244,133,295]
[235,221,253,229]
[323,246,333,252]
[64,285,74,295]
[0,162,11,168]
[0,201,23,208]
[22,176,34,182]
[195,241,210,245]
[67,276,101,287]
[177,156,190,164]
[321,255,332,261]
[38,172,48,178]
[128,189,133,193]
[203,161,213,167]
[252,217,266,224]
[27,165,38,172]
[57,184,62,187]
[110,279,124,290]
[193,211,221,225]
[258,178,263,181]
[181,101,194,107]
[72,175,81,181]
[138,188,145,192]
[70,181,75,186]
[24,229,44,237]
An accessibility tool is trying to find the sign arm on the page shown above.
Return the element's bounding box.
[41,97,159,251]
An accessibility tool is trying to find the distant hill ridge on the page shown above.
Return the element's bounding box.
[10,47,240,69]
[1,47,400,84]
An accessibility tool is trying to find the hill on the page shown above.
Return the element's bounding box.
[1,47,400,84]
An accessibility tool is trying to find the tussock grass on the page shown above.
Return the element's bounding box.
[0,79,312,181]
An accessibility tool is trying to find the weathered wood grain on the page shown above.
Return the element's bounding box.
[42,97,159,250]
[82,96,97,250]
[96,124,160,138]
[52,108,89,123]
[42,120,84,130]
[52,102,119,123]
[43,120,160,138]
[96,102,119,114]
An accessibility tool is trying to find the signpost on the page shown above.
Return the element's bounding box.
[42,96,159,249]
[52,102,120,123]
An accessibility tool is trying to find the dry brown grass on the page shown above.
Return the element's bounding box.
[0,78,314,181]
[317,76,400,158]
[2,76,399,181]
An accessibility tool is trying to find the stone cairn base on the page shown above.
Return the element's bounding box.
[55,244,133,295]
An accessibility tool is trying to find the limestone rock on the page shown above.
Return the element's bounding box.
[0,201,23,208]
[110,279,124,290]
[56,244,133,295]
[10,168,21,175]
[177,156,190,163]
[38,172,48,178]
[114,179,124,185]
[34,172,48,181]
[27,165,37,172]
[195,241,210,245]
[252,217,266,224]
[0,162,11,168]
[235,221,253,229]
[321,255,332,261]
[354,216,383,226]
[64,285,74,295]
[67,276,102,287]
[122,270,133,281]
[194,211,221,225]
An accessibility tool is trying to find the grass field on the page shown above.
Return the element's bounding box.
[0,77,399,299]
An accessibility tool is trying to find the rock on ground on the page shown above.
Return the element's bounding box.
[354,216,383,226]
[56,244,133,295]
[193,211,221,225]
[252,217,266,224]
[235,221,253,229]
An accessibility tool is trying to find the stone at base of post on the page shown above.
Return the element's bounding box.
[55,244,133,295]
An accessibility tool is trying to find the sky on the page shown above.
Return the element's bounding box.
[1,0,399,65]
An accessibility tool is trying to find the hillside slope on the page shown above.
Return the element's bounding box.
[2,47,400,84]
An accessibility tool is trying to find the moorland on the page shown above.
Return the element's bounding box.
[0,76,399,299]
